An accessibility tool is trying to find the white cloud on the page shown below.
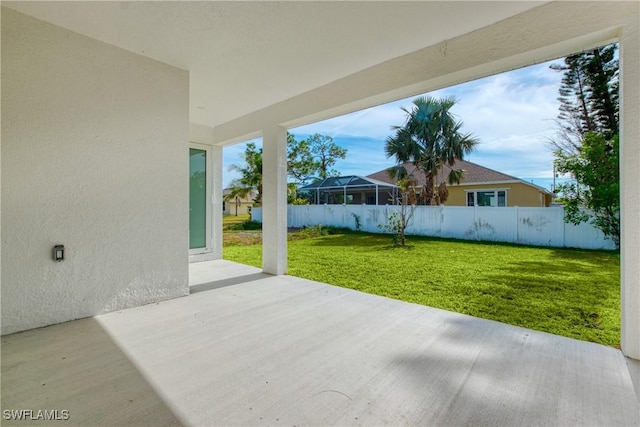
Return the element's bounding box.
[225,59,566,186]
[292,102,407,140]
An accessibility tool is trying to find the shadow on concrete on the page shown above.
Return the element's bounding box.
[189,272,271,294]
[627,357,640,404]
[388,314,639,426]
[1,318,185,427]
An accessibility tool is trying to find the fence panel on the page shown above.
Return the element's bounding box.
[516,207,565,247]
[251,208,263,222]
[473,207,517,242]
[406,206,443,236]
[361,205,392,233]
[564,217,615,249]
[250,205,616,250]
[441,206,477,240]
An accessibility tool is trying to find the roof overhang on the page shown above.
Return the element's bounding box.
[4,1,635,146]
[210,1,630,145]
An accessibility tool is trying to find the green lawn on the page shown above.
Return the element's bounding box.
[224,230,620,347]
[223,214,251,227]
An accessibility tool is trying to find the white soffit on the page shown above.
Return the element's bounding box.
[2,1,547,130]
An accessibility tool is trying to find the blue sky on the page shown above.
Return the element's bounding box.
[223,58,567,192]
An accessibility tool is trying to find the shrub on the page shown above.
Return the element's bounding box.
[228,220,262,231]
[290,224,351,240]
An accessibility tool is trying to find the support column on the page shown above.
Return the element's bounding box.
[262,125,288,275]
[620,22,640,360]
[211,144,223,260]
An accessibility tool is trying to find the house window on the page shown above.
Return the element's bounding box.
[498,190,506,206]
[477,191,495,206]
[467,190,507,207]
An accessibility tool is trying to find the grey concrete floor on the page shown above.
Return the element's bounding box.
[2,260,639,426]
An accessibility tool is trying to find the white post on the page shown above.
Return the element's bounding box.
[262,125,288,275]
[620,23,640,360]
[211,145,223,259]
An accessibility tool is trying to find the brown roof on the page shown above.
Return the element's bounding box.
[367,159,533,187]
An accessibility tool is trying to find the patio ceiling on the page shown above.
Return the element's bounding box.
[3,1,549,137]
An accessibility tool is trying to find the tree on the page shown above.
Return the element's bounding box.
[306,133,347,180]
[378,176,419,247]
[227,142,263,204]
[287,133,348,183]
[550,43,620,247]
[385,96,479,206]
[227,133,345,207]
[287,133,347,184]
[549,44,618,154]
[287,133,316,186]
[287,133,347,203]
[555,133,619,247]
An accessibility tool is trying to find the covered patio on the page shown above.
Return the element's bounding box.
[3,260,639,426]
[2,2,639,426]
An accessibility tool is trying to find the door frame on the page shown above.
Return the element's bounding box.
[189,142,212,256]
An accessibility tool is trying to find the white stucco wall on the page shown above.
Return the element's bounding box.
[1,9,190,335]
[620,17,640,360]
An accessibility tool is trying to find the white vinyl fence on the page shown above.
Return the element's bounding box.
[251,205,617,250]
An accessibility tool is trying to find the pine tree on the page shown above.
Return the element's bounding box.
[549,44,618,153]
[551,43,620,247]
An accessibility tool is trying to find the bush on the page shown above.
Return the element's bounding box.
[290,224,351,240]
[227,220,262,231]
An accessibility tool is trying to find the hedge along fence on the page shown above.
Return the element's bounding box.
[251,204,617,250]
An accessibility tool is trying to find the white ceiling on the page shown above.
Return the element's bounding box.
[3,1,547,130]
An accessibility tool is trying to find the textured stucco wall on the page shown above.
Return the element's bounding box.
[1,9,190,335]
[620,15,640,359]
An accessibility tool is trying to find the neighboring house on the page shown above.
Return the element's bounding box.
[223,189,255,216]
[367,160,553,207]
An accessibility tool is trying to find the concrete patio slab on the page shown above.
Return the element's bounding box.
[2,260,639,426]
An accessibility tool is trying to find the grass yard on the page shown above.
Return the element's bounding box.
[223,214,262,245]
[223,214,251,226]
[224,229,620,347]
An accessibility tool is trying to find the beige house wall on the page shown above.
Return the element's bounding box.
[224,201,253,216]
[446,182,551,207]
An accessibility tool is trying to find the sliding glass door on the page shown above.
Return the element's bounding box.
[189,144,211,254]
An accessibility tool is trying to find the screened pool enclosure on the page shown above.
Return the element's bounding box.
[298,176,398,205]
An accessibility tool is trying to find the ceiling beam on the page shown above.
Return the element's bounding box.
[213,1,632,146]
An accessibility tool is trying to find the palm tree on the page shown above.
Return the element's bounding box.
[227,142,263,204]
[223,185,250,216]
[385,96,479,205]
